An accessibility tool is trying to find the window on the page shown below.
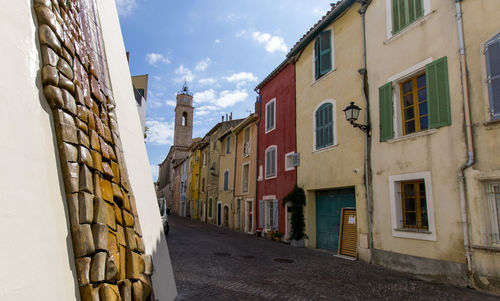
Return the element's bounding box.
[388,172,436,241]
[401,180,428,229]
[315,30,332,79]
[265,99,276,132]
[487,183,500,244]
[265,146,277,178]
[209,198,213,218]
[379,56,451,141]
[285,152,299,171]
[182,112,187,126]
[226,136,231,154]
[486,33,500,120]
[392,0,424,34]
[259,199,279,230]
[243,127,251,157]
[315,102,334,149]
[242,163,250,194]
[400,74,428,135]
[201,178,205,193]
[195,174,198,190]
[223,170,229,191]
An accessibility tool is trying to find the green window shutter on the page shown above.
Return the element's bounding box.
[315,103,333,149]
[426,57,451,129]
[379,82,394,141]
[319,31,332,76]
[315,38,320,79]
[392,0,401,34]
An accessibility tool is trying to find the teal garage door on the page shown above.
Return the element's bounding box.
[316,188,355,253]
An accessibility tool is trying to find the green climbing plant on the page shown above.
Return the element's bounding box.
[283,185,306,240]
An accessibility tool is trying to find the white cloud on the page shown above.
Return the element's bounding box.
[145,119,174,145]
[146,53,170,66]
[252,31,288,54]
[174,65,194,83]
[165,100,176,107]
[195,58,211,72]
[115,0,137,17]
[215,39,220,44]
[193,89,249,109]
[150,164,159,181]
[198,78,217,86]
[235,30,247,38]
[225,72,258,88]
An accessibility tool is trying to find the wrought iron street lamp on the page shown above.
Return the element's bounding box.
[343,101,369,133]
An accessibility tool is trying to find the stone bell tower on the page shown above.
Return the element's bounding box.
[173,81,194,148]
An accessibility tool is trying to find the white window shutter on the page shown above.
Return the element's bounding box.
[259,200,265,229]
[272,199,279,230]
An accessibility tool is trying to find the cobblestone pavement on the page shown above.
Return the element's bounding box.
[167,215,497,301]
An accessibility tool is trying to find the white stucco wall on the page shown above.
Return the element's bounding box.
[96,1,177,300]
[0,1,80,300]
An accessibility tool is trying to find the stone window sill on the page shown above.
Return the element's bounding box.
[386,129,437,143]
[394,227,432,234]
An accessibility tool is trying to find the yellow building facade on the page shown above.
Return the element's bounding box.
[190,145,201,220]
[292,1,370,260]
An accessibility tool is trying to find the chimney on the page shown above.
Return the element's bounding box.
[222,115,224,122]
[230,112,232,121]
[226,114,228,121]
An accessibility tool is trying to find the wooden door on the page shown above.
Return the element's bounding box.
[339,208,357,257]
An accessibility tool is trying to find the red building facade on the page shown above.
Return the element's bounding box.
[256,60,297,238]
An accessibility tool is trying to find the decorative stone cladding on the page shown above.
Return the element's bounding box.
[34,0,154,300]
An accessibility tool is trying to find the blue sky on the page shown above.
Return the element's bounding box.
[115,0,333,180]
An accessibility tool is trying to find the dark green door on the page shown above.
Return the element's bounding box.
[316,188,355,253]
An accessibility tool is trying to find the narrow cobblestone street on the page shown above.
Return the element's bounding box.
[167,216,497,300]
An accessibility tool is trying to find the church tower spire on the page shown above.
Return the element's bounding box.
[173,82,194,148]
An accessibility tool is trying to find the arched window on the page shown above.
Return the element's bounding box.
[223,170,229,190]
[315,102,334,150]
[182,112,187,126]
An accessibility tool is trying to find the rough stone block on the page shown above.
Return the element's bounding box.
[118,279,132,301]
[126,250,143,280]
[54,109,75,126]
[41,65,59,86]
[79,284,99,301]
[78,146,94,169]
[79,164,93,193]
[108,145,117,162]
[115,206,123,225]
[61,89,77,115]
[78,130,90,148]
[88,112,96,131]
[123,210,134,228]
[93,174,102,198]
[130,196,138,217]
[61,142,77,162]
[77,105,89,123]
[125,227,137,251]
[110,161,120,183]
[78,191,94,224]
[64,34,76,56]
[133,215,142,237]
[99,283,119,301]
[65,193,79,226]
[90,252,107,282]
[103,126,112,144]
[75,117,88,133]
[101,179,113,202]
[71,224,95,257]
[90,98,100,116]
[57,57,73,80]
[106,202,117,231]
[43,85,63,109]
[131,280,143,301]
[116,224,126,246]
[58,123,78,144]
[93,196,107,224]
[103,162,114,180]
[61,46,73,68]
[139,274,152,299]
[41,45,59,67]
[91,150,103,173]
[122,191,130,212]
[107,230,118,252]
[143,255,153,276]
[39,24,61,55]
[90,130,100,152]
[91,222,108,251]
[63,162,79,193]
[59,73,75,94]
[75,85,85,105]
[119,245,126,280]
[109,119,118,136]
[136,236,145,254]
[112,183,123,203]
[96,119,105,139]
[75,256,91,286]
[105,253,118,282]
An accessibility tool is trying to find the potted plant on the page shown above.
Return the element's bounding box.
[273,231,284,242]
[265,230,274,240]
[283,185,307,247]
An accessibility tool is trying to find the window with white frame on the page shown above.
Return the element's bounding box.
[314,102,335,150]
[485,32,500,120]
[314,29,333,80]
[386,0,431,38]
[265,99,276,132]
[243,127,251,157]
[258,199,279,230]
[242,163,250,194]
[388,172,436,241]
[285,152,299,171]
[486,182,500,244]
[223,170,229,191]
[265,146,277,178]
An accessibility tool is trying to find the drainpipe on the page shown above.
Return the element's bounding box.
[358,0,374,258]
[255,92,261,235]
[455,0,474,287]
[232,128,238,229]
